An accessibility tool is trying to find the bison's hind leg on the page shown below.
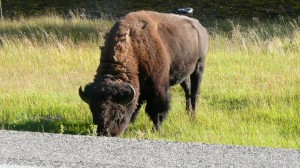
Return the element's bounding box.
[190,61,205,118]
[180,78,192,113]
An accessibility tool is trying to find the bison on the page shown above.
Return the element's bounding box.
[79,11,208,137]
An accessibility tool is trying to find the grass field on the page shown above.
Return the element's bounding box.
[0,15,299,149]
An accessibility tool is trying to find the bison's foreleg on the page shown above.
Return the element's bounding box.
[130,97,145,123]
[145,90,170,131]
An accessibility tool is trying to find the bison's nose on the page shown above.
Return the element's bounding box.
[97,127,110,136]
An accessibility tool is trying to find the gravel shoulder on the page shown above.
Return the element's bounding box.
[0,130,299,167]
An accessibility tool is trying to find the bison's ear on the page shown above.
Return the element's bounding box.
[79,86,90,104]
[117,84,136,105]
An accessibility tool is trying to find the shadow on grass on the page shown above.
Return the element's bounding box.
[0,19,114,44]
[207,93,300,112]
[2,119,92,135]
[207,96,251,111]
[1,25,102,44]
[203,16,300,41]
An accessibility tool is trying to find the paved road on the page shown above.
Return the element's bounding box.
[0,130,299,167]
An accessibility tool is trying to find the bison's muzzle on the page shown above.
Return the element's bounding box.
[78,83,136,136]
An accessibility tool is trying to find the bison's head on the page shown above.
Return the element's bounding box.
[79,81,136,137]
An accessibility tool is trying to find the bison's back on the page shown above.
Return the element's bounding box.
[121,11,208,86]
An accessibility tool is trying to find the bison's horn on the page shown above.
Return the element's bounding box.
[118,84,136,105]
[79,86,90,104]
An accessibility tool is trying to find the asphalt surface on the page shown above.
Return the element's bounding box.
[0,130,299,167]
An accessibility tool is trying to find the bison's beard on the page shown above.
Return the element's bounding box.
[95,101,131,137]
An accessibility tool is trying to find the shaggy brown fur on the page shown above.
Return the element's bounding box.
[79,11,208,136]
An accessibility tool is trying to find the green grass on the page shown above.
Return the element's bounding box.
[0,16,299,149]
